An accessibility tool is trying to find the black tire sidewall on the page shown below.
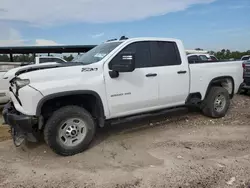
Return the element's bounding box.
[44,106,96,156]
[209,87,230,117]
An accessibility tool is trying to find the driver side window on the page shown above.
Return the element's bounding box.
[109,41,151,69]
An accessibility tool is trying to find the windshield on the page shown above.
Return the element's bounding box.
[71,41,123,64]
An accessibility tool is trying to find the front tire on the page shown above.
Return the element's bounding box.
[44,106,96,156]
[202,87,230,118]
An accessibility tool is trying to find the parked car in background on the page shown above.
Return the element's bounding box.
[241,55,250,61]
[187,53,218,63]
[0,56,67,105]
[209,55,219,61]
[186,50,218,62]
[240,60,250,93]
[32,56,67,64]
[0,62,22,104]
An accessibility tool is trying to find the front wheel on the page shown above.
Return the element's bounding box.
[44,106,96,156]
[201,86,230,118]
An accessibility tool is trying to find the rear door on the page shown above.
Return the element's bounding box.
[150,41,189,107]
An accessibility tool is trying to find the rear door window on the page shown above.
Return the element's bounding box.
[150,41,181,67]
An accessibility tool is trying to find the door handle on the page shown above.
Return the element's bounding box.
[177,70,187,74]
[146,73,157,77]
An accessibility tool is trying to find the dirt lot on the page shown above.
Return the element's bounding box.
[0,110,10,142]
[0,95,250,188]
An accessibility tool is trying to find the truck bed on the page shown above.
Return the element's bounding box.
[189,60,243,99]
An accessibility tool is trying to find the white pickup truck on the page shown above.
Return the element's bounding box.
[2,37,243,156]
[0,56,67,105]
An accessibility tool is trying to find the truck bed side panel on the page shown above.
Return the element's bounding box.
[189,61,243,99]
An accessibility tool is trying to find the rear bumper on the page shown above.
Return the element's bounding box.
[2,102,39,142]
[240,83,250,90]
[240,78,250,90]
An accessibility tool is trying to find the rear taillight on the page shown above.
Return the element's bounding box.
[243,63,246,79]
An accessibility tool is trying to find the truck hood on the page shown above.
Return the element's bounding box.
[16,63,102,88]
[3,62,59,80]
[17,63,102,95]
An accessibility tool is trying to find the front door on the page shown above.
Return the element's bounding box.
[103,41,159,119]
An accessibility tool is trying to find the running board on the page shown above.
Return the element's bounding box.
[109,107,188,125]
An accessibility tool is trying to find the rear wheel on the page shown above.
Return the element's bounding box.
[44,106,96,156]
[202,87,230,118]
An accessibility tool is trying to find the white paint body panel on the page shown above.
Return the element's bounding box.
[189,61,243,99]
[156,40,190,108]
[18,63,110,117]
[9,85,44,115]
[104,67,159,118]
[7,37,244,120]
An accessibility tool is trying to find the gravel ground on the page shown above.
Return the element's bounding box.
[0,94,250,188]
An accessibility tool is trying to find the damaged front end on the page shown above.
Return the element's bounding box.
[2,102,39,147]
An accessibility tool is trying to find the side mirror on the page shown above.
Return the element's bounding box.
[111,53,135,72]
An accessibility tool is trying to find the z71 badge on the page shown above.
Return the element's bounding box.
[81,68,98,72]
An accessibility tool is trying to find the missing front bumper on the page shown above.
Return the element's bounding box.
[2,102,39,144]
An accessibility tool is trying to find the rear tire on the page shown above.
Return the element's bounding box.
[44,105,96,156]
[202,87,230,118]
